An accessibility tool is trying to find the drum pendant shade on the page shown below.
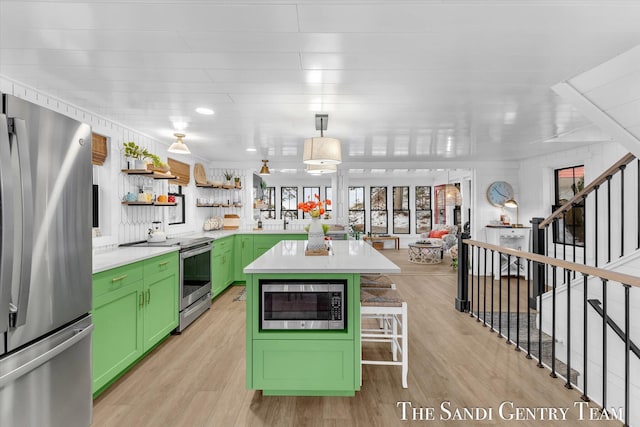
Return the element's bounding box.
[303,137,342,165]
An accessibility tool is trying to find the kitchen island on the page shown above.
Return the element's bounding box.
[243,240,400,396]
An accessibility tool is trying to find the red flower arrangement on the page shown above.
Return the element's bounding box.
[298,194,331,218]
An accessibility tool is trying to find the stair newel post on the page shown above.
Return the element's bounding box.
[594,185,600,267]
[526,259,532,359]
[455,232,471,312]
[531,217,546,309]
[482,247,487,326]
[624,284,630,427]
[490,250,495,333]
[607,175,612,263]
[550,265,557,378]
[515,256,521,352]
[507,254,512,345]
[602,278,608,411]
[565,268,572,389]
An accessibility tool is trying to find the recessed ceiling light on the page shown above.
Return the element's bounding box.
[246,147,257,152]
[195,107,214,115]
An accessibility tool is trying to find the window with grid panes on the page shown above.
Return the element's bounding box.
[370,186,388,234]
[415,186,432,234]
[392,186,410,234]
[348,186,365,233]
[260,186,276,220]
[325,187,333,213]
[553,165,585,246]
[281,186,299,220]
[302,186,321,219]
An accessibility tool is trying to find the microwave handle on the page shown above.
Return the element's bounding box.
[9,118,34,328]
[0,115,15,333]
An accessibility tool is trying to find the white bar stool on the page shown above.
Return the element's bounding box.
[360,288,408,388]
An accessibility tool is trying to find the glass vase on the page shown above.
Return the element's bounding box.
[307,217,325,251]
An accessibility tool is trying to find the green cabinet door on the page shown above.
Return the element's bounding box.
[142,253,179,352]
[234,234,253,282]
[92,279,144,394]
[212,236,234,297]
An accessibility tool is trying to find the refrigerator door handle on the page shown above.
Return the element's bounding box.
[9,118,34,328]
[0,323,93,389]
[0,114,15,333]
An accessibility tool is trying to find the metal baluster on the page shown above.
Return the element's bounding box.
[537,261,544,369]
[515,257,521,351]
[507,254,512,345]
[551,265,557,378]
[562,212,567,262]
[623,284,630,427]
[581,273,590,402]
[498,256,503,339]
[620,165,625,258]
[607,175,612,264]
[476,246,481,322]
[491,250,495,333]
[571,203,576,278]
[583,195,588,267]
[470,245,475,317]
[526,259,532,359]
[565,269,572,389]
[602,279,608,411]
[637,159,639,250]
[483,247,487,327]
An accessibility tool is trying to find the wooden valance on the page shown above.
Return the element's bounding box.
[91,133,108,165]
[167,157,190,186]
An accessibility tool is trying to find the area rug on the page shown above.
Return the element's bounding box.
[233,288,246,302]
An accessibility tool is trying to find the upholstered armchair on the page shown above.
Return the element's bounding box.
[419,224,459,257]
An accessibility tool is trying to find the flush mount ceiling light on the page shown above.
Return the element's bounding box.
[303,114,342,165]
[259,159,270,176]
[195,107,214,115]
[168,133,191,154]
[306,164,337,175]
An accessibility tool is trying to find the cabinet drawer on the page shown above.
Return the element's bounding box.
[93,262,144,298]
[143,252,178,279]
[213,236,232,253]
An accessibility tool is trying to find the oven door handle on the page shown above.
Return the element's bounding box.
[180,244,211,259]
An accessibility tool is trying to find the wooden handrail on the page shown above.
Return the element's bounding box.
[463,238,640,288]
[539,152,636,229]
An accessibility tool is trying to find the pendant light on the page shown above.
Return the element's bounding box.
[443,171,462,205]
[259,159,270,176]
[303,114,341,165]
[168,133,191,154]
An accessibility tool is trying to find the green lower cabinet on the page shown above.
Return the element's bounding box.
[212,236,234,297]
[92,279,144,394]
[234,234,253,282]
[252,340,355,396]
[92,252,179,396]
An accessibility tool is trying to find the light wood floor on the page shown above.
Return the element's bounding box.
[92,249,620,426]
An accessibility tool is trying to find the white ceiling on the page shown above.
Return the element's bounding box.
[2,0,640,173]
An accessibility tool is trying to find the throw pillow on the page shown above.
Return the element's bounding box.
[429,229,449,239]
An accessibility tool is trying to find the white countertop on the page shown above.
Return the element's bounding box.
[92,246,179,274]
[244,240,400,274]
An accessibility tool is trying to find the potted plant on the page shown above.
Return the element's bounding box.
[234,176,241,188]
[123,141,148,170]
[145,152,170,173]
[224,170,233,186]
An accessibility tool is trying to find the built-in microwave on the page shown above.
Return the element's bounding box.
[260,280,346,330]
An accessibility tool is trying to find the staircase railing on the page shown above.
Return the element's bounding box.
[535,152,637,268]
[456,235,639,427]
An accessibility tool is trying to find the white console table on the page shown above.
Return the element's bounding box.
[484,226,531,279]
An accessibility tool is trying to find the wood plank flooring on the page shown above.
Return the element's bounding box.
[92,250,621,426]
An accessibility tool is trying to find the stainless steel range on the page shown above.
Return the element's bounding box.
[133,236,214,332]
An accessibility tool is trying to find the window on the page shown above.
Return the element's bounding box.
[415,186,432,234]
[553,165,585,246]
[260,186,276,220]
[325,187,333,212]
[302,187,321,219]
[348,186,365,233]
[168,186,185,225]
[392,186,410,234]
[370,186,388,234]
[281,186,299,220]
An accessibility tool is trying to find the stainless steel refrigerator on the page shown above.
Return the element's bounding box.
[0,93,93,426]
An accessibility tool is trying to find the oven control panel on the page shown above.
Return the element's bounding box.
[330,292,342,321]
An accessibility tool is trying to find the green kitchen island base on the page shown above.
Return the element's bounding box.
[244,240,400,396]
